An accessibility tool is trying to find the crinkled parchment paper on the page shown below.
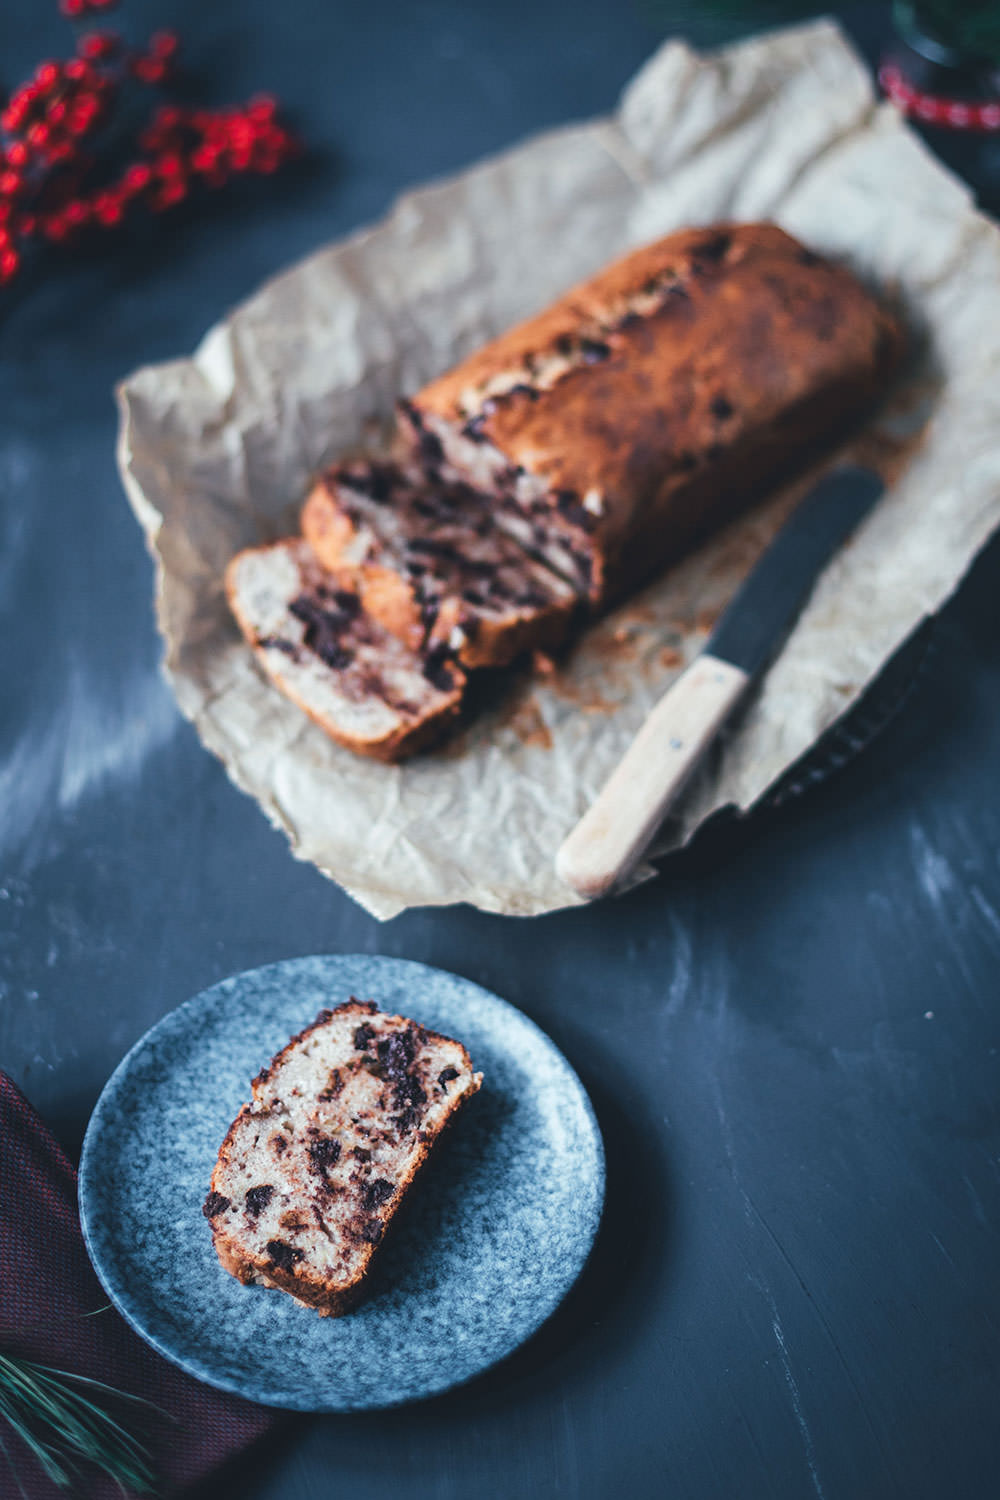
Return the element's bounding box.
[117,21,1000,919]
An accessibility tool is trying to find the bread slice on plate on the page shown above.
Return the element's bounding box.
[203,1000,482,1317]
[225,538,465,761]
[301,459,578,668]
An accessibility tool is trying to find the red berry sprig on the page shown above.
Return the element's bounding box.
[60,0,119,16]
[0,3,299,286]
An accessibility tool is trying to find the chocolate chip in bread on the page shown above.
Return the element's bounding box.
[204,1000,483,1317]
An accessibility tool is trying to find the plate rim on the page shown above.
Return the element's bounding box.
[79,953,606,1411]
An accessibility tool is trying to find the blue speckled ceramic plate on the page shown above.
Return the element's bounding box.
[79,956,604,1411]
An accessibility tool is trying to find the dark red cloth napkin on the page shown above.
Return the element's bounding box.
[0,1072,277,1499]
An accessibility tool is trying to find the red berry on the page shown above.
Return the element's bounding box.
[153,104,183,131]
[93,189,124,225]
[190,143,218,172]
[6,142,29,169]
[67,97,100,136]
[42,212,68,242]
[149,30,179,60]
[65,59,89,82]
[0,247,19,283]
[60,0,87,17]
[150,177,187,210]
[122,162,152,195]
[27,122,51,149]
[5,84,38,131]
[36,62,62,91]
[79,31,118,60]
[0,171,24,199]
[132,56,167,84]
[63,199,89,228]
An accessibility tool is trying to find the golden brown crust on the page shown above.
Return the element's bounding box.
[414,225,758,418]
[300,482,359,576]
[209,1230,368,1316]
[412,223,903,605]
[205,1000,482,1317]
[224,543,465,762]
[427,593,572,669]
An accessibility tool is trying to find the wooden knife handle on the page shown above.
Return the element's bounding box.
[555,653,750,900]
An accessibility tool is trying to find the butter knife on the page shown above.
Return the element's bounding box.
[556,464,885,899]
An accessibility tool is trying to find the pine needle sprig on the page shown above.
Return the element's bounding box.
[0,1351,161,1495]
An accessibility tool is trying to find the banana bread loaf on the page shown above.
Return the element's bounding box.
[226,222,901,762]
[398,222,902,607]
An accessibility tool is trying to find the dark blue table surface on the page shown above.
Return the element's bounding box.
[2,4,999,1498]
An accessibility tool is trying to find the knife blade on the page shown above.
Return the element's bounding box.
[555,463,885,899]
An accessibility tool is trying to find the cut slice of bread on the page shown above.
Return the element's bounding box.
[301,460,578,669]
[225,538,466,761]
[204,1000,482,1317]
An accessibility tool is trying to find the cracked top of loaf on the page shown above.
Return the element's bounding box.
[409,223,902,602]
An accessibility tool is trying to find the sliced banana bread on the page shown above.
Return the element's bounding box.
[301,459,578,668]
[225,538,466,761]
[204,1000,482,1316]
